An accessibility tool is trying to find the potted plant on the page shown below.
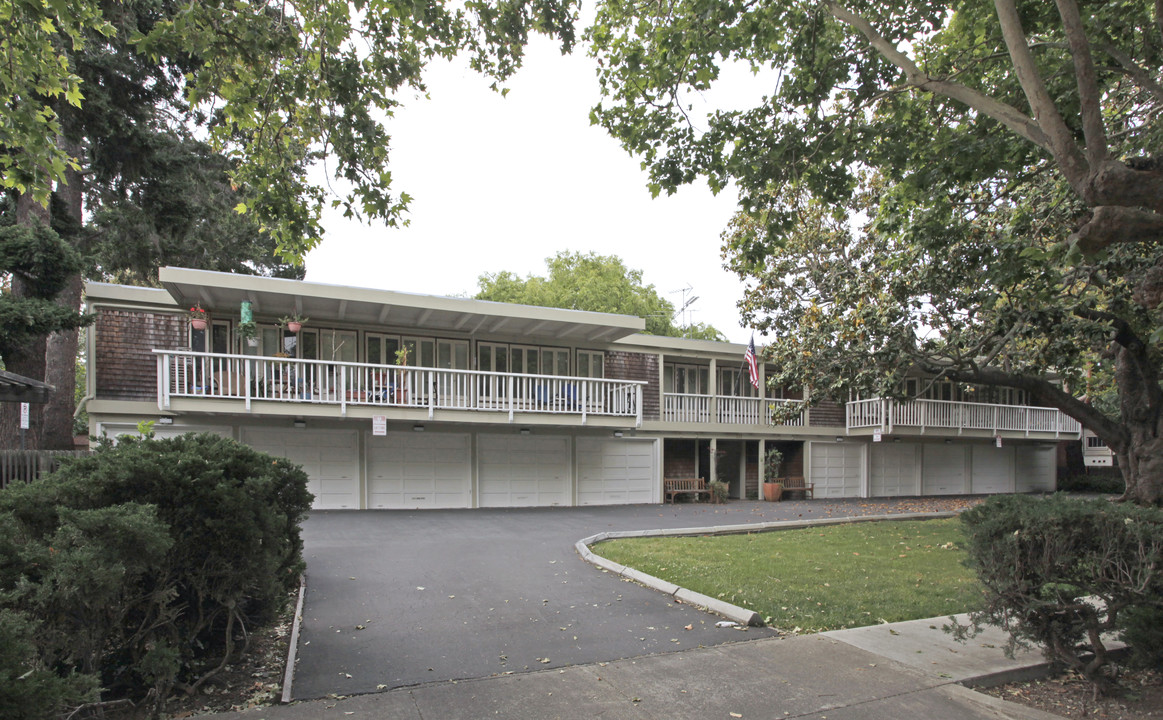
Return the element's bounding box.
[393,346,409,403]
[763,447,784,501]
[237,320,259,348]
[187,303,209,331]
[279,314,308,334]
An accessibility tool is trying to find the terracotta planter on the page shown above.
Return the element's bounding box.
[763,481,784,502]
[286,321,301,333]
[190,318,208,331]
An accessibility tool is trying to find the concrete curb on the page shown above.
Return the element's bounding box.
[280,573,308,704]
[577,511,959,628]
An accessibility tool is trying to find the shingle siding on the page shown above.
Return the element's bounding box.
[95,309,185,400]
[809,397,846,427]
[605,350,660,421]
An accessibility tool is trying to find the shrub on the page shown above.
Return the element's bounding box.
[1056,471,1124,494]
[954,494,1163,691]
[0,433,313,713]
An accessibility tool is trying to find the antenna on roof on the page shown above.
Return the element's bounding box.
[670,285,699,328]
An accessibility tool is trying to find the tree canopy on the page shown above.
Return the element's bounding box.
[5,0,579,257]
[476,251,725,340]
[588,0,1163,503]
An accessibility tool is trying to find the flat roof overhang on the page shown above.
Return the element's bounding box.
[156,267,645,343]
[0,370,54,404]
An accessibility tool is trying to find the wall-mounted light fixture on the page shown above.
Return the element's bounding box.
[413,424,425,432]
[293,419,306,428]
[157,417,174,425]
[834,436,844,443]
[892,437,901,443]
[613,430,624,438]
[519,428,532,435]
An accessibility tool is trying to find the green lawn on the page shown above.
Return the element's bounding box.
[597,518,983,633]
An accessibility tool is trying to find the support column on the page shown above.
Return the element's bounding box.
[709,437,717,487]
[759,438,767,500]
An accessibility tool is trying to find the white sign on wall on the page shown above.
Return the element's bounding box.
[872,429,882,442]
[19,402,30,430]
[372,415,387,436]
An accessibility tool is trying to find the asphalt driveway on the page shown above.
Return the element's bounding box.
[291,497,978,699]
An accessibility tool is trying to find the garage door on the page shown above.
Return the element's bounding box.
[1015,445,1056,492]
[922,444,967,495]
[809,442,863,498]
[479,434,570,507]
[971,445,1014,494]
[242,427,359,510]
[870,443,918,497]
[576,438,656,505]
[366,432,470,509]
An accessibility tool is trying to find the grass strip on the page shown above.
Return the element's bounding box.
[596,518,983,632]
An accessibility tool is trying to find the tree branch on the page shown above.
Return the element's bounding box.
[1072,206,1163,252]
[823,1,1052,152]
[918,361,1127,446]
[1054,0,1109,165]
[992,0,1090,186]
[1100,42,1163,105]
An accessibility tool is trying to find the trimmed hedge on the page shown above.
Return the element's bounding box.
[0,433,312,717]
[956,494,1163,690]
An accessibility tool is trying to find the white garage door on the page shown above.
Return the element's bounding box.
[1015,445,1057,492]
[870,443,918,497]
[809,443,863,498]
[576,438,656,505]
[242,427,359,510]
[366,432,471,509]
[972,445,1014,494]
[922,444,967,495]
[479,434,570,507]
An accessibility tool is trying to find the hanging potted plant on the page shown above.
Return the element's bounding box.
[763,447,784,502]
[279,313,308,334]
[187,303,209,331]
[238,320,259,348]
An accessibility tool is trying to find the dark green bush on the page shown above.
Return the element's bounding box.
[0,433,313,714]
[955,494,1163,691]
[1056,471,1125,494]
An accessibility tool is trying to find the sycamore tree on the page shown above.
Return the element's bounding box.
[587,0,1163,504]
[476,251,725,339]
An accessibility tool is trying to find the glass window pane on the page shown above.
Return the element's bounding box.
[478,345,492,372]
[420,339,434,367]
[455,343,469,370]
[578,353,589,377]
[367,336,382,365]
[592,354,603,378]
[300,330,318,360]
[556,351,568,376]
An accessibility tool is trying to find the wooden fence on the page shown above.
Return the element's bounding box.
[0,450,90,490]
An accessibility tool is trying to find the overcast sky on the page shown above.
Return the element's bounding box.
[304,33,762,345]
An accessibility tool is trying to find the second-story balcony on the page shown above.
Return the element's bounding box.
[662,392,805,427]
[155,350,644,426]
[846,397,1082,438]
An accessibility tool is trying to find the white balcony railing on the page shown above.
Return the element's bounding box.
[846,397,1082,437]
[662,393,805,426]
[155,350,644,426]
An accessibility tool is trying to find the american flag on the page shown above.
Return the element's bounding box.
[745,334,759,390]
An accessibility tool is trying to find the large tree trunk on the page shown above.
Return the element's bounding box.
[0,194,52,449]
[1114,342,1163,505]
[42,142,85,450]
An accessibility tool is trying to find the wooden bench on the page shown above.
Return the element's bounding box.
[780,476,815,500]
[664,477,712,504]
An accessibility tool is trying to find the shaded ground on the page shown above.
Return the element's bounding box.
[980,669,1163,720]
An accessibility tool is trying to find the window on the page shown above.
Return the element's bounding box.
[366,333,400,365]
[577,350,604,378]
[718,367,758,397]
[665,363,709,394]
[437,339,470,370]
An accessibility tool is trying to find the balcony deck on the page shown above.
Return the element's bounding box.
[155,351,644,426]
[662,392,805,427]
[846,397,1081,438]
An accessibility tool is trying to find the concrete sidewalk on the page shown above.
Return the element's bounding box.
[212,612,1062,720]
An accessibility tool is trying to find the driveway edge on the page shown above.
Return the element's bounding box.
[280,573,307,704]
[577,511,959,628]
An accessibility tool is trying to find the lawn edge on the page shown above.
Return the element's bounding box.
[576,511,959,628]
